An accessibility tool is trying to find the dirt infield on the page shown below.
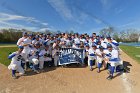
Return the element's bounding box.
[0,51,140,93]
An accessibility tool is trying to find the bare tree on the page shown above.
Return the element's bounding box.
[99,26,114,37]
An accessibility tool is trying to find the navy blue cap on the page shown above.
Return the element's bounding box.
[44,45,49,47]
[43,34,46,37]
[99,45,103,49]
[35,42,40,46]
[96,35,99,37]
[107,43,112,48]
[57,38,61,41]
[18,46,24,49]
[35,35,40,38]
[96,39,100,44]
[92,43,96,47]
[28,33,33,36]
[106,35,111,39]
[100,35,104,38]
[22,32,28,36]
[85,44,89,47]
[40,33,43,35]
[90,36,93,38]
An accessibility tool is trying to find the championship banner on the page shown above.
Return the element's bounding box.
[58,48,85,65]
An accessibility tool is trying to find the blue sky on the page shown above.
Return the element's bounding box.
[0,0,140,34]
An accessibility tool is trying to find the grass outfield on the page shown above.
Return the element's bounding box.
[0,44,16,46]
[120,45,140,64]
[0,47,17,66]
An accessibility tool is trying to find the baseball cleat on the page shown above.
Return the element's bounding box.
[107,75,113,80]
[90,68,93,71]
[20,73,27,76]
[34,70,40,74]
[97,70,100,73]
[12,75,17,79]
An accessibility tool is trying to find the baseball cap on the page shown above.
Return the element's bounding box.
[107,43,112,48]
[22,32,28,36]
[92,43,96,47]
[18,46,24,49]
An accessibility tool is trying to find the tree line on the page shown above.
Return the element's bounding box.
[0,28,140,43]
[99,27,140,42]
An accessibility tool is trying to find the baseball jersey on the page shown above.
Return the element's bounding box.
[17,37,25,46]
[104,49,119,60]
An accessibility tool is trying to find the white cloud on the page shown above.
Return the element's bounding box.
[0,13,26,21]
[75,12,88,24]
[0,20,37,30]
[115,8,124,14]
[0,13,48,27]
[117,21,137,28]
[47,0,104,25]
[100,0,112,10]
[39,28,48,32]
[120,22,134,27]
[0,12,50,31]
[47,0,107,26]
[89,27,104,32]
[94,18,102,24]
[42,23,48,26]
[47,0,73,20]
[100,0,108,6]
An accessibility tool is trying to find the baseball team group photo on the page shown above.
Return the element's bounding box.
[0,0,140,93]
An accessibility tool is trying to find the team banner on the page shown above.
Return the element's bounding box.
[58,48,85,65]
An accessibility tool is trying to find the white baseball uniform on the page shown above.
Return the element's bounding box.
[8,52,25,74]
[88,48,96,66]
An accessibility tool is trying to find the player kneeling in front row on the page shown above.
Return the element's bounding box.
[8,46,26,79]
[39,45,52,69]
[84,44,90,65]
[52,45,60,66]
[96,46,104,73]
[104,44,122,80]
[88,44,97,71]
[28,43,40,74]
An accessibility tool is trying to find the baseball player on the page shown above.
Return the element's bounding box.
[52,45,60,66]
[72,41,79,48]
[106,36,119,50]
[28,43,41,73]
[32,35,42,46]
[92,33,96,39]
[63,34,71,47]
[53,38,61,49]
[88,36,96,47]
[96,46,104,73]
[84,44,90,65]
[8,46,25,79]
[80,35,86,44]
[104,44,120,80]
[17,32,28,46]
[39,45,52,69]
[88,44,97,71]
[74,33,80,45]
[21,34,32,70]
[100,36,107,49]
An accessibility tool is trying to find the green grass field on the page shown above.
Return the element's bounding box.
[0,44,16,46]
[0,47,17,66]
[120,45,140,64]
